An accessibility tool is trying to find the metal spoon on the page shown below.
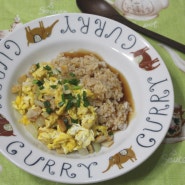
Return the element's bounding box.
[76,0,185,54]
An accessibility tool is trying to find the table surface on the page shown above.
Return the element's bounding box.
[0,0,185,185]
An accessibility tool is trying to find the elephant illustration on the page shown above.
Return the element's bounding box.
[25,19,59,46]
[103,146,137,173]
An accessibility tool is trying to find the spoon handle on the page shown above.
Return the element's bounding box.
[113,15,185,53]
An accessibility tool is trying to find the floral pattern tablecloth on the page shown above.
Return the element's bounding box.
[0,0,185,185]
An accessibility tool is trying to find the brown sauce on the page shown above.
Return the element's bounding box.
[63,49,94,58]
[109,65,135,122]
[63,49,135,122]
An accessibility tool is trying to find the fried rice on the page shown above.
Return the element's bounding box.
[51,51,131,132]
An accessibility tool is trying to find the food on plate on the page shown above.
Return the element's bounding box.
[11,50,132,154]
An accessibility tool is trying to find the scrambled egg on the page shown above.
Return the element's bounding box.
[67,124,94,148]
[12,62,109,154]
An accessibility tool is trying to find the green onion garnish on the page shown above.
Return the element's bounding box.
[83,91,90,107]
[43,65,52,71]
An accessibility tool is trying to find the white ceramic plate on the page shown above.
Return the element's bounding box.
[0,13,174,184]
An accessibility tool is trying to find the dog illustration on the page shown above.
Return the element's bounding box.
[25,19,59,46]
[131,46,160,71]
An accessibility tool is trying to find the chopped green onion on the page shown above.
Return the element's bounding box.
[62,79,68,84]
[76,94,81,107]
[43,65,52,71]
[63,93,74,100]
[68,78,80,86]
[58,80,62,85]
[71,85,81,90]
[64,84,69,90]
[58,101,65,107]
[44,100,53,114]
[66,100,74,111]
[33,79,44,90]
[71,118,78,124]
[61,94,66,102]
[63,77,80,86]
[44,100,51,108]
[69,72,76,77]
[83,91,90,107]
[50,85,57,89]
[46,107,53,114]
[48,71,53,77]
[35,63,40,69]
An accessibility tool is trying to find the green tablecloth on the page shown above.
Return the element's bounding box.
[0,0,185,185]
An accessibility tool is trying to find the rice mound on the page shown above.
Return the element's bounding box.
[51,51,131,131]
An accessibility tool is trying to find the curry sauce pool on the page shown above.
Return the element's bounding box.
[11,50,133,155]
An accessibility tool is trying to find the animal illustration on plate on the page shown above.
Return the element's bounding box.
[102,146,137,173]
[0,114,15,137]
[25,19,59,46]
[131,46,160,71]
